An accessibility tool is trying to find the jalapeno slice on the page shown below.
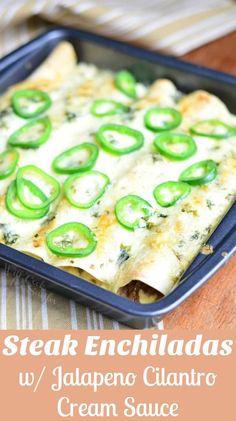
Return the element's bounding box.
[7,117,52,149]
[6,180,49,220]
[0,149,19,180]
[115,70,137,98]
[190,119,236,139]
[90,99,129,117]
[115,194,152,231]
[179,159,217,185]
[46,222,97,257]
[12,89,52,119]
[144,107,182,132]
[96,124,144,155]
[64,171,110,209]
[52,143,98,174]
[16,165,60,209]
[153,181,191,208]
[154,132,197,160]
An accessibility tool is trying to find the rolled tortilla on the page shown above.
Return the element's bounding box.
[27,89,236,296]
[1,50,236,301]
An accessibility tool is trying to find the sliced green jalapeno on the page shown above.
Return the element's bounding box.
[64,171,110,209]
[12,89,52,119]
[96,124,144,155]
[153,181,191,208]
[52,143,98,174]
[179,159,217,185]
[6,180,49,220]
[17,178,48,209]
[115,194,152,231]
[190,119,236,139]
[46,222,97,257]
[90,99,129,117]
[7,117,52,149]
[115,70,137,98]
[16,165,60,209]
[154,132,197,160]
[0,149,19,180]
[144,107,182,132]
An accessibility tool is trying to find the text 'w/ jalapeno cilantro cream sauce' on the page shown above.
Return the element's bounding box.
[0,42,236,304]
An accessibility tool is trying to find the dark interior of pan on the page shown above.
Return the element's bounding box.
[0,27,235,328]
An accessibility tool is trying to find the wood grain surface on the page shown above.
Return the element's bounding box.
[164,31,236,329]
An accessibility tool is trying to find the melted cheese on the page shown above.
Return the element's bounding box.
[0,43,236,302]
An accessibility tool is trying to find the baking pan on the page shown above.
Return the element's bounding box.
[0,27,235,329]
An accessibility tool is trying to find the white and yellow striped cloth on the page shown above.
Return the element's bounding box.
[0,0,235,329]
[0,0,236,57]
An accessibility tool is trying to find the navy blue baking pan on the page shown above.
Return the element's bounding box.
[0,27,235,329]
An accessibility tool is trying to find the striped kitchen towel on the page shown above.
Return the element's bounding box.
[0,0,236,57]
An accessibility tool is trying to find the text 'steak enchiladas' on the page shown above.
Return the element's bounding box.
[0,42,235,304]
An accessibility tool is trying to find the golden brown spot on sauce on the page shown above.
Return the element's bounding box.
[201,244,214,255]
[181,202,198,216]
[96,212,116,232]
[145,237,170,250]
[32,238,43,248]
[77,80,95,97]
[192,195,204,206]
[96,79,115,97]
[0,194,5,207]
[200,185,210,193]
[179,103,188,114]
[179,90,212,115]
[11,79,55,92]
[197,91,211,103]
[136,97,159,110]
[175,220,183,234]
[95,212,117,253]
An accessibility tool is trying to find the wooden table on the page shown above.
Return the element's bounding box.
[165,32,236,329]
